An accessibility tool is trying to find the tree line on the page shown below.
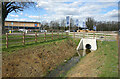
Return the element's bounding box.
[2,1,118,34]
[85,17,118,31]
[41,17,118,31]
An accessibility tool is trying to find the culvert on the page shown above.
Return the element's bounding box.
[85,44,91,49]
[77,38,97,51]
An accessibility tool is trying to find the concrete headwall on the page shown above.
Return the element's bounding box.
[77,38,97,51]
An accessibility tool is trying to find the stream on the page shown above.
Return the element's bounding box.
[46,49,91,77]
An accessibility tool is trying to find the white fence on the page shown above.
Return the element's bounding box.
[69,32,118,41]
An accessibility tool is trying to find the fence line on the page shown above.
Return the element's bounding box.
[71,32,117,40]
[4,32,68,48]
[3,32,117,48]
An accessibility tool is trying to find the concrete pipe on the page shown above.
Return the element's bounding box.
[85,44,91,49]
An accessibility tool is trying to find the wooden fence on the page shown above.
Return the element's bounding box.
[3,32,69,48]
[69,32,118,41]
[2,32,118,48]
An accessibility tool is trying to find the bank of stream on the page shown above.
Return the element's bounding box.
[2,39,81,77]
[46,49,91,77]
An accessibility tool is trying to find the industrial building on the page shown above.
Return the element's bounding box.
[4,21,41,31]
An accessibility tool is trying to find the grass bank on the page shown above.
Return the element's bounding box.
[66,40,118,77]
[2,37,68,55]
[2,38,78,77]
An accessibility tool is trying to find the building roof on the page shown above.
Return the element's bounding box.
[5,21,41,23]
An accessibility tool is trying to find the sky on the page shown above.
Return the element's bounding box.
[5,0,119,26]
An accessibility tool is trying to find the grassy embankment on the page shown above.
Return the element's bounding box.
[2,37,79,77]
[66,40,118,77]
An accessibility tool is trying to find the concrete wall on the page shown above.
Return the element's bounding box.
[77,38,97,51]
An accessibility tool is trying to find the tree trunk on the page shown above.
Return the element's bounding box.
[0,2,2,34]
[2,2,7,34]
[2,17,5,34]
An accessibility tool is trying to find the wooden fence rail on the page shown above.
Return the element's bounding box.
[71,32,117,40]
[4,32,68,48]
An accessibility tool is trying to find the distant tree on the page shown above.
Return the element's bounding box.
[70,18,74,27]
[61,19,66,27]
[43,22,49,30]
[85,17,95,30]
[96,21,118,31]
[2,1,35,34]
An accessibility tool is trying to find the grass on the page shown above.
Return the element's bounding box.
[96,41,118,77]
[65,40,118,77]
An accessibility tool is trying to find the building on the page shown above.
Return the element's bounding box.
[4,21,41,31]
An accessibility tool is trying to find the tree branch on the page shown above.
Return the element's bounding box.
[6,2,15,9]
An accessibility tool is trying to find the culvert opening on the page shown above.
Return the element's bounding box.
[85,44,91,49]
[85,44,91,54]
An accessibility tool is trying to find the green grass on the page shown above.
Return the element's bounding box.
[96,41,118,77]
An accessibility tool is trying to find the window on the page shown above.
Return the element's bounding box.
[35,24,37,27]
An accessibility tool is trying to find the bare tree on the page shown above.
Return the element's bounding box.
[2,1,35,34]
[85,17,95,30]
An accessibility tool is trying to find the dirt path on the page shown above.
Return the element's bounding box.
[2,39,77,77]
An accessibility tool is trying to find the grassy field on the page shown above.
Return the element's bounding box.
[66,40,118,77]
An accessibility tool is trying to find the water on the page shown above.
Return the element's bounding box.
[46,49,91,77]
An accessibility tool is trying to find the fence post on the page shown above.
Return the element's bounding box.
[66,32,67,38]
[6,33,8,48]
[23,32,25,45]
[117,33,118,41]
[35,32,37,43]
[74,32,75,39]
[62,32,63,38]
[58,32,59,38]
[83,33,85,38]
[44,32,46,41]
[52,32,53,40]
[93,33,95,39]
[104,33,106,41]
[57,32,59,39]
[96,33,97,39]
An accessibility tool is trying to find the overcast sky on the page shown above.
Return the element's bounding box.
[5,0,119,26]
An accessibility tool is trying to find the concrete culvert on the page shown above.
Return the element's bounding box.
[85,44,91,49]
[77,38,97,51]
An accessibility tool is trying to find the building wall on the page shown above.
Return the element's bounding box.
[5,21,40,27]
